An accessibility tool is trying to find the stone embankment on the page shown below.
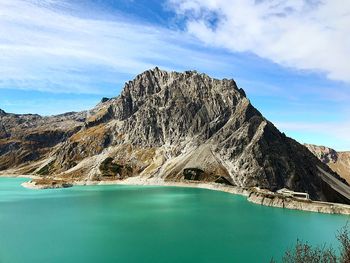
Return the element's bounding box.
[248,190,350,215]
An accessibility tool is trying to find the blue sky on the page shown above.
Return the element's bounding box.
[1,0,350,150]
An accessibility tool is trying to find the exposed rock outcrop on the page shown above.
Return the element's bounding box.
[305,144,350,184]
[248,190,350,215]
[1,68,350,204]
[22,178,73,189]
[305,144,338,163]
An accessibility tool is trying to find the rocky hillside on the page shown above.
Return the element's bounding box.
[1,68,349,203]
[305,144,350,184]
[0,110,86,171]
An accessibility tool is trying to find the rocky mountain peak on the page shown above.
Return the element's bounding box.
[0,109,6,116]
[1,68,349,204]
[121,67,240,100]
[110,68,254,147]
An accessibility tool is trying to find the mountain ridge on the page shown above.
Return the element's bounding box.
[305,144,350,184]
[1,68,350,204]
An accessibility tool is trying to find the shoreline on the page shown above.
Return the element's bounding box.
[3,174,350,215]
[80,178,350,215]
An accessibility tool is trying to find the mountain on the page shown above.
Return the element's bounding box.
[1,68,350,203]
[305,144,350,184]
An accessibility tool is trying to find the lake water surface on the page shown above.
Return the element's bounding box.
[0,177,348,263]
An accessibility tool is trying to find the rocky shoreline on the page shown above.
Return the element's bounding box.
[22,179,73,189]
[247,191,350,215]
[13,175,350,215]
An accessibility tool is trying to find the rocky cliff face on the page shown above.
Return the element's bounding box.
[305,144,350,184]
[1,68,349,203]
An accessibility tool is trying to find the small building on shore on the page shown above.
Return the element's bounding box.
[277,188,310,200]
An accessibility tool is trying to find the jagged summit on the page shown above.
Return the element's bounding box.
[122,67,242,101]
[1,68,349,203]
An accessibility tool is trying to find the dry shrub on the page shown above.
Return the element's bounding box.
[271,224,350,263]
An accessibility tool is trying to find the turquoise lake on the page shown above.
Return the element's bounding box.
[0,177,348,263]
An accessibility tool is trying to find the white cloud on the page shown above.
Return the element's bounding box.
[168,0,350,83]
[0,0,233,93]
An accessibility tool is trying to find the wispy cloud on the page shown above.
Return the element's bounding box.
[0,0,236,94]
[168,0,350,83]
